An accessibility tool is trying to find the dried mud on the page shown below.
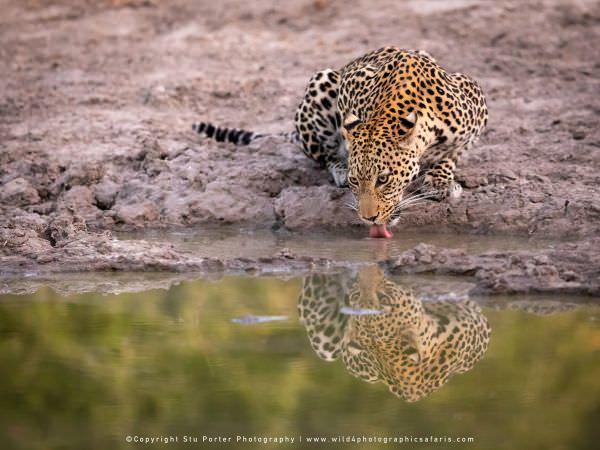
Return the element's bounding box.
[1,0,599,295]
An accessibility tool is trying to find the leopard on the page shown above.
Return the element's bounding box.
[192,47,488,237]
[297,266,491,402]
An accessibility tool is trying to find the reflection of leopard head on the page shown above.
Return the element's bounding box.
[298,267,491,402]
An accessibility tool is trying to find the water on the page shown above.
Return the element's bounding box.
[1,268,598,450]
[118,225,564,262]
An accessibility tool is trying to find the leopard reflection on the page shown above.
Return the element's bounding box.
[298,266,491,402]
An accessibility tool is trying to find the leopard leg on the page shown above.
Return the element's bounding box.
[326,140,349,187]
[294,69,347,187]
[421,157,463,203]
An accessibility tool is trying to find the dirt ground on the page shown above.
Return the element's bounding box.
[1,0,599,293]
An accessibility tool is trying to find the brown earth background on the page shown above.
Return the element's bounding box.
[0,0,599,294]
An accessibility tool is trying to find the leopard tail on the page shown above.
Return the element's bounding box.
[191,121,299,146]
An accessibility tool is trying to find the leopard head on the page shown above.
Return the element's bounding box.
[341,110,423,225]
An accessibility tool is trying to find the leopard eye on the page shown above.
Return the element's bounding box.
[348,175,358,186]
[377,173,390,185]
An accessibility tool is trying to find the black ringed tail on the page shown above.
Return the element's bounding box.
[192,121,263,145]
[192,121,299,146]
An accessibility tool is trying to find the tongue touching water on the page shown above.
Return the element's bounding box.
[369,223,393,238]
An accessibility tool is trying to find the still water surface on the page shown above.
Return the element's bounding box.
[0,269,598,450]
[118,226,563,262]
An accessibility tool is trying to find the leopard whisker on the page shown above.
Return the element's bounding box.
[397,194,439,208]
[344,201,358,211]
[395,200,430,212]
[398,192,437,204]
[395,190,441,209]
[394,193,442,212]
[403,189,441,200]
[392,211,421,217]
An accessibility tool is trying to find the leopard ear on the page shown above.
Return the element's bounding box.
[346,341,364,356]
[398,111,420,144]
[400,330,422,364]
[343,113,362,131]
[399,111,417,130]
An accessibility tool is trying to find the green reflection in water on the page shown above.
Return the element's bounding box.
[0,274,598,450]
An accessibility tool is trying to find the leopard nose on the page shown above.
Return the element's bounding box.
[362,214,378,223]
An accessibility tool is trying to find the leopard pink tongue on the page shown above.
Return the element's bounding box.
[369,224,393,239]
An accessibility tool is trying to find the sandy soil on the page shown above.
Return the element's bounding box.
[1,0,599,293]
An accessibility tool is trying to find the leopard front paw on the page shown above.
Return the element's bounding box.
[421,175,462,203]
[447,181,463,204]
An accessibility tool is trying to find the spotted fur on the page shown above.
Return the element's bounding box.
[298,267,491,402]
[191,122,264,145]
[193,47,488,225]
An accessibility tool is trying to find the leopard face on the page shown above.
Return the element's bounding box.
[298,267,491,402]
[342,112,421,225]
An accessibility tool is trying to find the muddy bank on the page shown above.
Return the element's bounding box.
[1,0,599,291]
[1,211,598,296]
[385,238,600,296]
[0,214,343,275]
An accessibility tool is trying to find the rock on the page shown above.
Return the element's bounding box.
[274,186,359,229]
[186,180,275,224]
[59,186,98,213]
[114,201,160,226]
[529,192,546,203]
[462,174,489,188]
[94,179,120,210]
[62,162,105,188]
[0,178,40,206]
[0,226,53,257]
[44,215,88,247]
[385,239,600,296]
